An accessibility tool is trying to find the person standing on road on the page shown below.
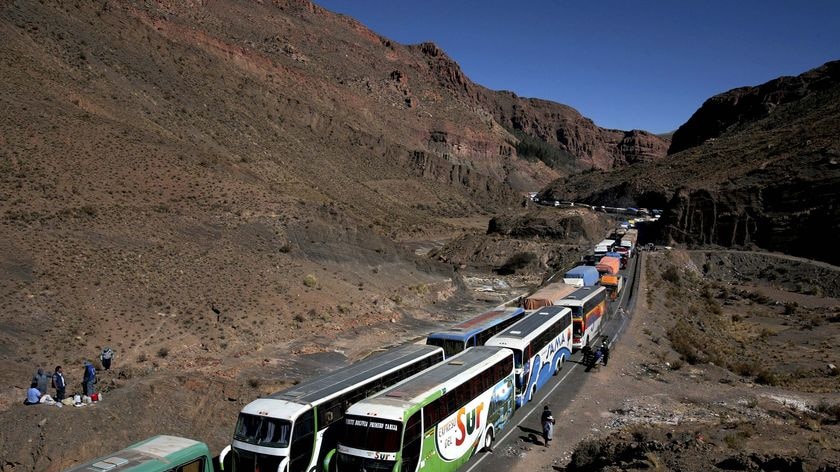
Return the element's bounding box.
[600,339,610,366]
[53,366,66,401]
[541,405,555,446]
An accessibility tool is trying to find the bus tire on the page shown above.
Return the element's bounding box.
[483,427,494,451]
[554,356,564,375]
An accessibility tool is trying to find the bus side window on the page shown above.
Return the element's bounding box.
[402,410,423,471]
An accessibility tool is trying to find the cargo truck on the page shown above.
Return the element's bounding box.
[595,256,620,276]
[600,274,624,301]
[523,282,578,310]
[563,265,600,287]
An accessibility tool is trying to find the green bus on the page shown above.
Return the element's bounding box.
[63,435,213,472]
[336,346,515,472]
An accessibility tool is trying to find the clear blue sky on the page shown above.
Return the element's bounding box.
[315,0,840,133]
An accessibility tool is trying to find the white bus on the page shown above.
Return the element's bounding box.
[485,306,573,408]
[337,346,515,472]
[556,285,607,350]
[222,344,443,472]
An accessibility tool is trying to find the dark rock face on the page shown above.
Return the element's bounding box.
[482,94,669,170]
[669,60,840,154]
[411,43,669,172]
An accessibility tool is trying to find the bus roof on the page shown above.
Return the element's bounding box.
[426,307,524,341]
[267,344,442,405]
[63,435,209,472]
[555,286,606,306]
[347,347,510,417]
[485,306,570,346]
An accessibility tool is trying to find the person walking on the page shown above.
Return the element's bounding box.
[53,366,66,401]
[541,405,555,446]
[82,360,96,396]
[600,339,610,366]
[100,347,115,371]
[32,368,50,396]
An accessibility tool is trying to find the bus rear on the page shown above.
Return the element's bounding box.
[557,286,607,349]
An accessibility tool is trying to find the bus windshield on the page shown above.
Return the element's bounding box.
[234,413,292,448]
[341,415,403,452]
[426,338,466,358]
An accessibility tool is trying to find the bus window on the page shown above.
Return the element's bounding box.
[171,458,203,472]
[234,413,292,448]
[573,320,583,338]
[512,349,523,370]
[289,409,315,470]
[342,416,403,452]
[426,338,466,358]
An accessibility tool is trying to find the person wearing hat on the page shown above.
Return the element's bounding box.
[541,405,555,446]
[82,360,96,396]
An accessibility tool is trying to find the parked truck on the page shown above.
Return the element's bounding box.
[620,229,638,255]
[600,274,624,301]
[563,265,600,287]
[595,256,620,276]
[524,282,578,310]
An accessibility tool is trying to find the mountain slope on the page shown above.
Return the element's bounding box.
[540,60,840,265]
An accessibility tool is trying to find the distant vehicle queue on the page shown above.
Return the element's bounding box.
[68,227,636,472]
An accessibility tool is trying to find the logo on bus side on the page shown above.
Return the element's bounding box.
[435,378,514,461]
[436,394,489,461]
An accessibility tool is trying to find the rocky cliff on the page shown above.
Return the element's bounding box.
[540,60,840,265]
[669,61,840,154]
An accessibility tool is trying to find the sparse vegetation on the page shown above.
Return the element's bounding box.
[303,274,318,288]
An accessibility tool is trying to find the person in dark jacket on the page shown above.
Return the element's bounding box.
[541,405,555,446]
[82,360,96,396]
[32,368,50,395]
[53,366,66,401]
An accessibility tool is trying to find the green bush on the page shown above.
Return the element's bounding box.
[303,274,318,288]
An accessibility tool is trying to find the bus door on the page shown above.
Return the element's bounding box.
[288,410,315,472]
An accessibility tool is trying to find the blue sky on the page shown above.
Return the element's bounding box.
[315,1,840,134]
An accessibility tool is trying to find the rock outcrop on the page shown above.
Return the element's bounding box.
[669,60,840,154]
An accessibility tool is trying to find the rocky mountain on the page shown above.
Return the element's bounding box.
[0,0,668,421]
[541,60,840,265]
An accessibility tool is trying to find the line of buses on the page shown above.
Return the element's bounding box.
[67,252,625,472]
[218,283,609,472]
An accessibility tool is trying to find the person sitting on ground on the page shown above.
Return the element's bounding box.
[24,382,54,405]
[24,382,41,405]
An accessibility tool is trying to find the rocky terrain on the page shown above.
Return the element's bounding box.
[0,0,836,471]
[540,61,840,265]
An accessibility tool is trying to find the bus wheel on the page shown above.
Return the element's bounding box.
[483,427,494,451]
[554,356,564,375]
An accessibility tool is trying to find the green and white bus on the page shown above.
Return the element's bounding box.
[337,346,515,472]
[63,435,213,472]
[222,344,443,472]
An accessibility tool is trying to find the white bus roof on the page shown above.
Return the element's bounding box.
[345,347,510,422]
[241,344,441,418]
[597,239,615,246]
[485,306,571,350]
[555,286,606,307]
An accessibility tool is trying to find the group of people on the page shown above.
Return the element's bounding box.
[24,348,114,406]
